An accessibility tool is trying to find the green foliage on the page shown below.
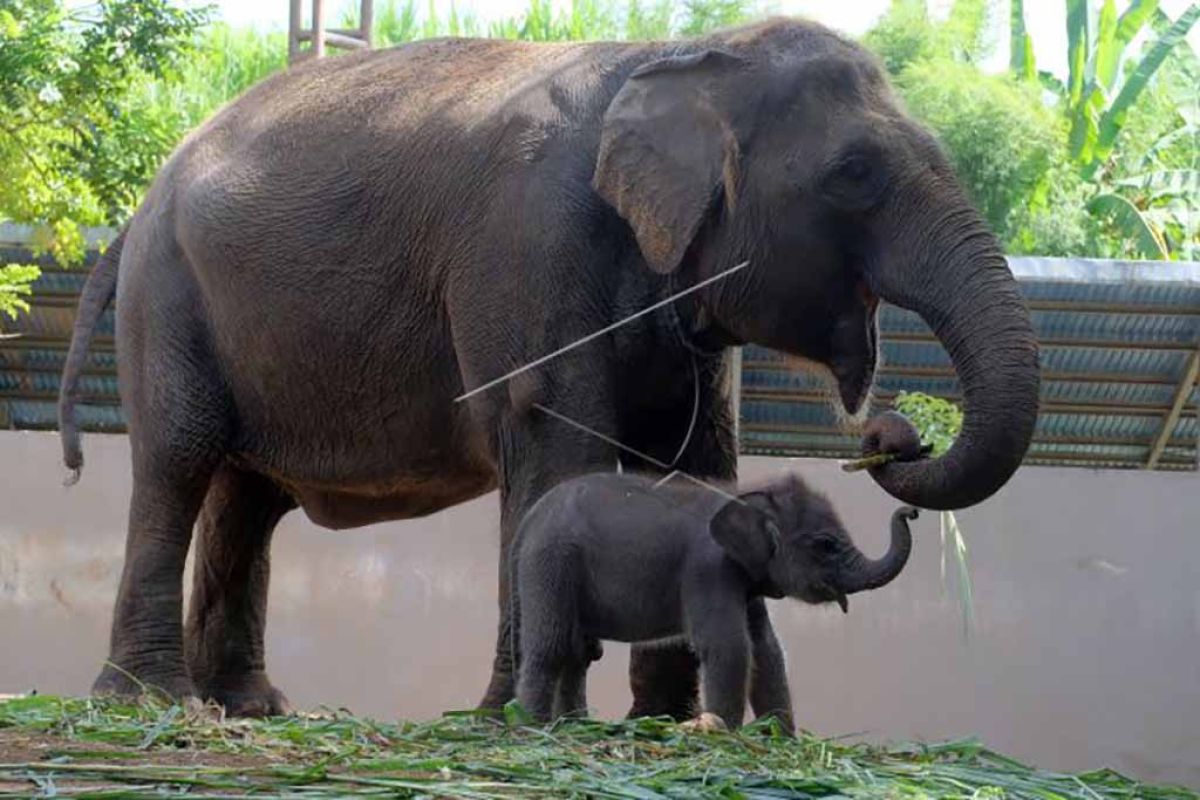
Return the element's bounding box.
[1009,0,1035,79]
[866,0,1199,260]
[0,694,1193,798]
[0,0,209,329]
[1009,0,1200,258]
[896,60,1065,248]
[892,391,974,638]
[893,391,963,456]
[356,0,757,45]
[0,263,40,320]
[626,0,675,40]
[678,0,753,36]
[0,0,209,233]
[863,0,992,76]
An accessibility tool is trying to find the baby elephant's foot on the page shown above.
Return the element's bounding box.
[680,712,728,733]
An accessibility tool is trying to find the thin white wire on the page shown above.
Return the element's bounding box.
[532,403,743,505]
[454,261,750,403]
[668,353,701,468]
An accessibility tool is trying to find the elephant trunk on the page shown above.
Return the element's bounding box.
[867,185,1040,510]
[839,507,915,594]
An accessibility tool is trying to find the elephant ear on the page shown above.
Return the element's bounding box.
[710,492,779,583]
[593,49,746,274]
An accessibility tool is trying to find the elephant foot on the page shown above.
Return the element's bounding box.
[200,673,291,718]
[680,713,728,733]
[626,643,700,722]
[477,670,515,712]
[626,696,698,722]
[92,662,197,705]
[755,710,796,737]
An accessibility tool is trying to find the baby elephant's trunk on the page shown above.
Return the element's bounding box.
[839,506,918,594]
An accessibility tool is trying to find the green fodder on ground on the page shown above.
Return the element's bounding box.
[0,695,1194,799]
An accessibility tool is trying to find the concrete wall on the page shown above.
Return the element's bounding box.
[1,431,1197,788]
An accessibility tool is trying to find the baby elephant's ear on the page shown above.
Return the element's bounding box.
[710,493,778,583]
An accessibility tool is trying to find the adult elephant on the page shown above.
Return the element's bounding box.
[58,17,1039,718]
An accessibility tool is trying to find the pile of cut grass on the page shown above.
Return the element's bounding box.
[0,695,1193,798]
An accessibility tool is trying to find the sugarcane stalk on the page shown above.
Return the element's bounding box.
[841,444,933,473]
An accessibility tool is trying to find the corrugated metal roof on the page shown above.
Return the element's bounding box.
[2,235,1197,471]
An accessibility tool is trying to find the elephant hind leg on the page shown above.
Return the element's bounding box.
[92,468,214,702]
[93,238,231,704]
[185,465,295,718]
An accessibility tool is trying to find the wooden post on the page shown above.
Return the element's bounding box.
[1146,347,1199,469]
[289,0,372,64]
[360,0,374,47]
[311,0,326,59]
[288,0,301,62]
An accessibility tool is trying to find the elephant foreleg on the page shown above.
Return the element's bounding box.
[746,597,795,734]
[627,352,738,721]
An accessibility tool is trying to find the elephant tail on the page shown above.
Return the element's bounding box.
[59,227,125,486]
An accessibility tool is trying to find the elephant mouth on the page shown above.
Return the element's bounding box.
[830,283,879,416]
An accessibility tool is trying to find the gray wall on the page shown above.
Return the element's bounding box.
[1,431,1197,788]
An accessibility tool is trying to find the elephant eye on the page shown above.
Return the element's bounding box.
[836,155,871,182]
[821,149,886,210]
[812,535,841,554]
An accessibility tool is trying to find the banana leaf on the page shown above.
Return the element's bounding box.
[1066,0,1090,107]
[1087,192,1170,258]
[1114,169,1200,199]
[1009,0,1037,79]
[1091,3,1200,173]
[1093,0,1120,90]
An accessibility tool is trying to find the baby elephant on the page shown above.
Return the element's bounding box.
[512,471,919,730]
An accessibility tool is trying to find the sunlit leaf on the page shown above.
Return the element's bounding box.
[1087,192,1171,258]
[1093,3,1200,168]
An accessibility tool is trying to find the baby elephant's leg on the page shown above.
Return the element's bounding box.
[552,661,588,719]
[689,605,750,730]
[746,598,795,734]
[552,636,601,719]
[515,634,564,722]
[515,554,580,722]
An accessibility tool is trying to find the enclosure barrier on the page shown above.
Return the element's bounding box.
[1,225,1197,471]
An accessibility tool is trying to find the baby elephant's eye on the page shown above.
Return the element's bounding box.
[812,536,841,554]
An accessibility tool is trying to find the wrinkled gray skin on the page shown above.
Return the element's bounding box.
[513,472,918,729]
[57,17,1038,718]
[862,411,927,461]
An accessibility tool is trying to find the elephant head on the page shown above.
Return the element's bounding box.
[710,474,916,610]
[593,18,1039,510]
